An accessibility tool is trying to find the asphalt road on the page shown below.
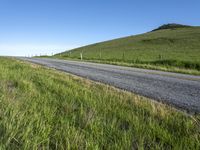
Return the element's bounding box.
[19,57,200,113]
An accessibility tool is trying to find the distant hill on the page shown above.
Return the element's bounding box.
[55,24,200,72]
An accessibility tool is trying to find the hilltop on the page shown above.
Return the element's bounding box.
[152,23,191,31]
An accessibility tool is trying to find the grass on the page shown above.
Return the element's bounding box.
[0,57,200,149]
[54,25,200,75]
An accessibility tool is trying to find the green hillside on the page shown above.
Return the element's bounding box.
[55,24,200,73]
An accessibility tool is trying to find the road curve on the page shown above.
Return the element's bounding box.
[18,57,200,113]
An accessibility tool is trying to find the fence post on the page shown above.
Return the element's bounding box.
[122,52,125,60]
[80,52,83,60]
[100,51,102,59]
[158,54,163,60]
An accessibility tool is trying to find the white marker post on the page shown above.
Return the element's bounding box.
[80,52,83,60]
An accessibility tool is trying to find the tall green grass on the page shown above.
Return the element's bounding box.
[0,57,199,149]
[55,27,200,74]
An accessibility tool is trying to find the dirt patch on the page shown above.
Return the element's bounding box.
[6,81,18,93]
[30,63,40,69]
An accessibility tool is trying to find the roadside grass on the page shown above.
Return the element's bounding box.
[55,27,200,75]
[0,57,199,149]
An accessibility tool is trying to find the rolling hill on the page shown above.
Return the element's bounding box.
[55,24,200,73]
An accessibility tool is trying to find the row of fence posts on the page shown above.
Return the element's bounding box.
[25,53,54,57]
[73,51,164,61]
[78,51,125,61]
[26,51,164,62]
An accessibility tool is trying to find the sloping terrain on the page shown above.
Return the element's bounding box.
[56,24,200,72]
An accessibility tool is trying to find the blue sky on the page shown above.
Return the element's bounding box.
[0,0,199,56]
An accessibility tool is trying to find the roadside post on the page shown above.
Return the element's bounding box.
[80,52,83,60]
[100,50,102,59]
[122,52,125,60]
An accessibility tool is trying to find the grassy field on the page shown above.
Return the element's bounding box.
[0,57,200,149]
[55,25,200,74]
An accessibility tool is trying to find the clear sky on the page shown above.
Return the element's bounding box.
[0,0,199,56]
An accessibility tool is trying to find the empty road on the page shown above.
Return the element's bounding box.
[19,57,200,113]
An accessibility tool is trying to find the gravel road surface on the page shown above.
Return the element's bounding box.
[19,57,200,113]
